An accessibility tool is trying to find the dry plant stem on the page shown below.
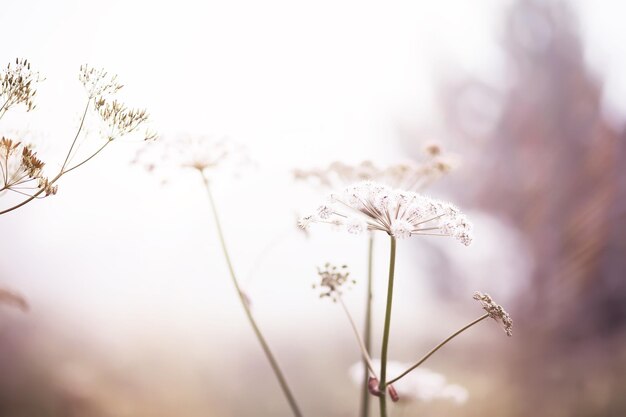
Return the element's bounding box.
[337,294,378,378]
[200,171,303,417]
[379,236,397,417]
[385,313,489,386]
[360,234,374,417]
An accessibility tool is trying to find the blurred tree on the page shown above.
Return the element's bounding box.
[423,0,626,415]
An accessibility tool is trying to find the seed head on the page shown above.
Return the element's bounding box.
[313,263,355,301]
[473,291,513,336]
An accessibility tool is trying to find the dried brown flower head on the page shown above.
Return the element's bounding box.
[0,137,55,196]
[314,263,355,300]
[473,291,513,336]
[0,58,43,118]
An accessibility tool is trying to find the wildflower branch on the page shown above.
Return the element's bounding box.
[199,170,303,417]
[386,313,489,386]
[0,63,153,216]
[360,234,374,417]
[378,236,397,417]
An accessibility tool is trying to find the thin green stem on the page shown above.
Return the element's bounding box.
[360,234,374,417]
[199,171,303,417]
[386,313,489,386]
[379,236,396,417]
[61,99,91,170]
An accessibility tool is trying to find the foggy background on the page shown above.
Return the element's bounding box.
[1,0,625,416]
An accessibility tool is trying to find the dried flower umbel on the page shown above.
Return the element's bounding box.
[0,137,56,197]
[0,58,42,119]
[473,291,513,336]
[300,181,472,245]
[0,60,154,215]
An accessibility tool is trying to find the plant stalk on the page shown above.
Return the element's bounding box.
[200,172,303,417]
[386,313,489,386]
[378,236,396,417]
[360,234,374,417]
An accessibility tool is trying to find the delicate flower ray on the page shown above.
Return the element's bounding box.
[293,143,456,191]
[473,291,513,336]
[314,262,355,300]
[349,361,469,404]
[300,181,472,245]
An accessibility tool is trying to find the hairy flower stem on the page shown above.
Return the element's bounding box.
[386,313,489,386]
[360,234,374,417]
[200,172,303,417]
[379,236,397,417]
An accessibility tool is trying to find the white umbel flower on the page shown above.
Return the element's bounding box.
[300,181,473,245]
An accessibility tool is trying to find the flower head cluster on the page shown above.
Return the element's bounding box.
[0,137,56,196]
[79,65,154,142]
[350,361,469,405]
[94,98,151,140]
[473,291,513,336]
[79,65,122,99]
[0,58,43,117]
[133,134,249,183]
[313,263,355,300]
[294,144,455,191]
[300,181,472,245]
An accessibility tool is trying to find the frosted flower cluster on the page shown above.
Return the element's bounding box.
[350,361,469,404]
[300,181,472,245]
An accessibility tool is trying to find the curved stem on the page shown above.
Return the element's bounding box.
[379,236,397,417]
[199,171,303,417]
[336,294,377,378]
[360,234,374,417]
[386,313,489,386]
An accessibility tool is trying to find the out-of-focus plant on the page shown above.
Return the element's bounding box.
[300,183,511,417]
[0,59,155,216]
[134,134,303,417]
